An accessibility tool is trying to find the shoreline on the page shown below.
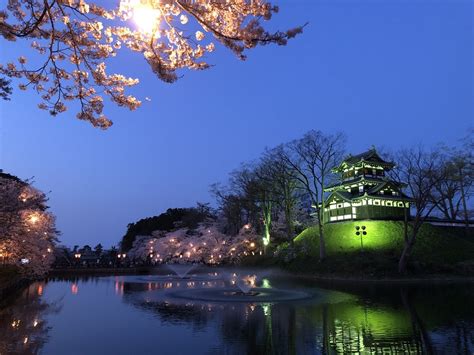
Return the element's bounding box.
[1,267,473,305]
[48,266,474,284]
[292,273,474,285]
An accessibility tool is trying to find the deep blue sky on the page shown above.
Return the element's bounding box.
[1,0,472,248]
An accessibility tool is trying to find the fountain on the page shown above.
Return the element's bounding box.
[123,268,312,303]
[165,270,312,303]
[232,275,260,296]
[166,264,198,279]
[130,264,227,284]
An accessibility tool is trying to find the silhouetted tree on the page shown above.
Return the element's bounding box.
[94,243,103,256]
[279,130,346,261]
[392,147,445,274]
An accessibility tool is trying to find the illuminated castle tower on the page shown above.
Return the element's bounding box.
[322,147,411,223]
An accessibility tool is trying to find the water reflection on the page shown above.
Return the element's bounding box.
[0,283,61,354]
[2,272,474,354]
[119,275,474,354]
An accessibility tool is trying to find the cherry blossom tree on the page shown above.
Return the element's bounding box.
[0,173,58,276]
[127,222,261,264]
[0,0,305,128]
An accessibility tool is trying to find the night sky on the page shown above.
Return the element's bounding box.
[0,0,472,248]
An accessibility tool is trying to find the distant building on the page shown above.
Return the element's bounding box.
[322,147,412,223]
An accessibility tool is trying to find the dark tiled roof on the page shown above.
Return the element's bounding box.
[327,190,412,202]
[333,148,395,172]
[334,190,353,201]
[324,176,387,190]
[325,180,412,204]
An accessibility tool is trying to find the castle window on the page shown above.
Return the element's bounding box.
[398,202,404,207]
[386,201,393,207]
[373,200,380,205]
[359,185,364,193]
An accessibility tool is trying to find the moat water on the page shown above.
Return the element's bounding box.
[1,268,473,354]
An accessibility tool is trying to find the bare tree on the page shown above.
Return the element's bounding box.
[231,163,276,250]
[431,148,470,221]
[261,146,300,241]
[392,147,445,274]
[279,130,346,261]
[430,133,473,232]
[456,131,474,231]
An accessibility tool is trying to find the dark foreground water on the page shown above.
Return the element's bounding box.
[1,268,473,354]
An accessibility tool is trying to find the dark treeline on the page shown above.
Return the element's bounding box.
[121,203,215,251]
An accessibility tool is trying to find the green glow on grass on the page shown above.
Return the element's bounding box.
[293,220,474,264]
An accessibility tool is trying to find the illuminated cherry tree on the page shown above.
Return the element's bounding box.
[127,223,261,264]
[0,0,304,128]
[0,174,58,276]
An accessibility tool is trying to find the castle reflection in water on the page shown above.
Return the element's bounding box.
[1,274,473,354]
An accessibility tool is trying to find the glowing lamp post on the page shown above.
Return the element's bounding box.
[355,225,367,251]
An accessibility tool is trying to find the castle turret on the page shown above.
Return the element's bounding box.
[322,147,412,223]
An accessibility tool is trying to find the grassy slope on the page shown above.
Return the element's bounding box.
[287,221,474,275]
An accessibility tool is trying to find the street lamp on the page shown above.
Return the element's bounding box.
[355,225,367,251]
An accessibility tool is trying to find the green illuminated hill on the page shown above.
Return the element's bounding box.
[286,221,474,275]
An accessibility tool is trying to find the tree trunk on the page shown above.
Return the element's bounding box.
[403,206,409,243]
[399,230,417,274]
[284,184,294,241]
[398,242,412,274]
[318,217,326,261]
[319,178,326,261]
[262,200,272,253]
[459,167,469,233]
